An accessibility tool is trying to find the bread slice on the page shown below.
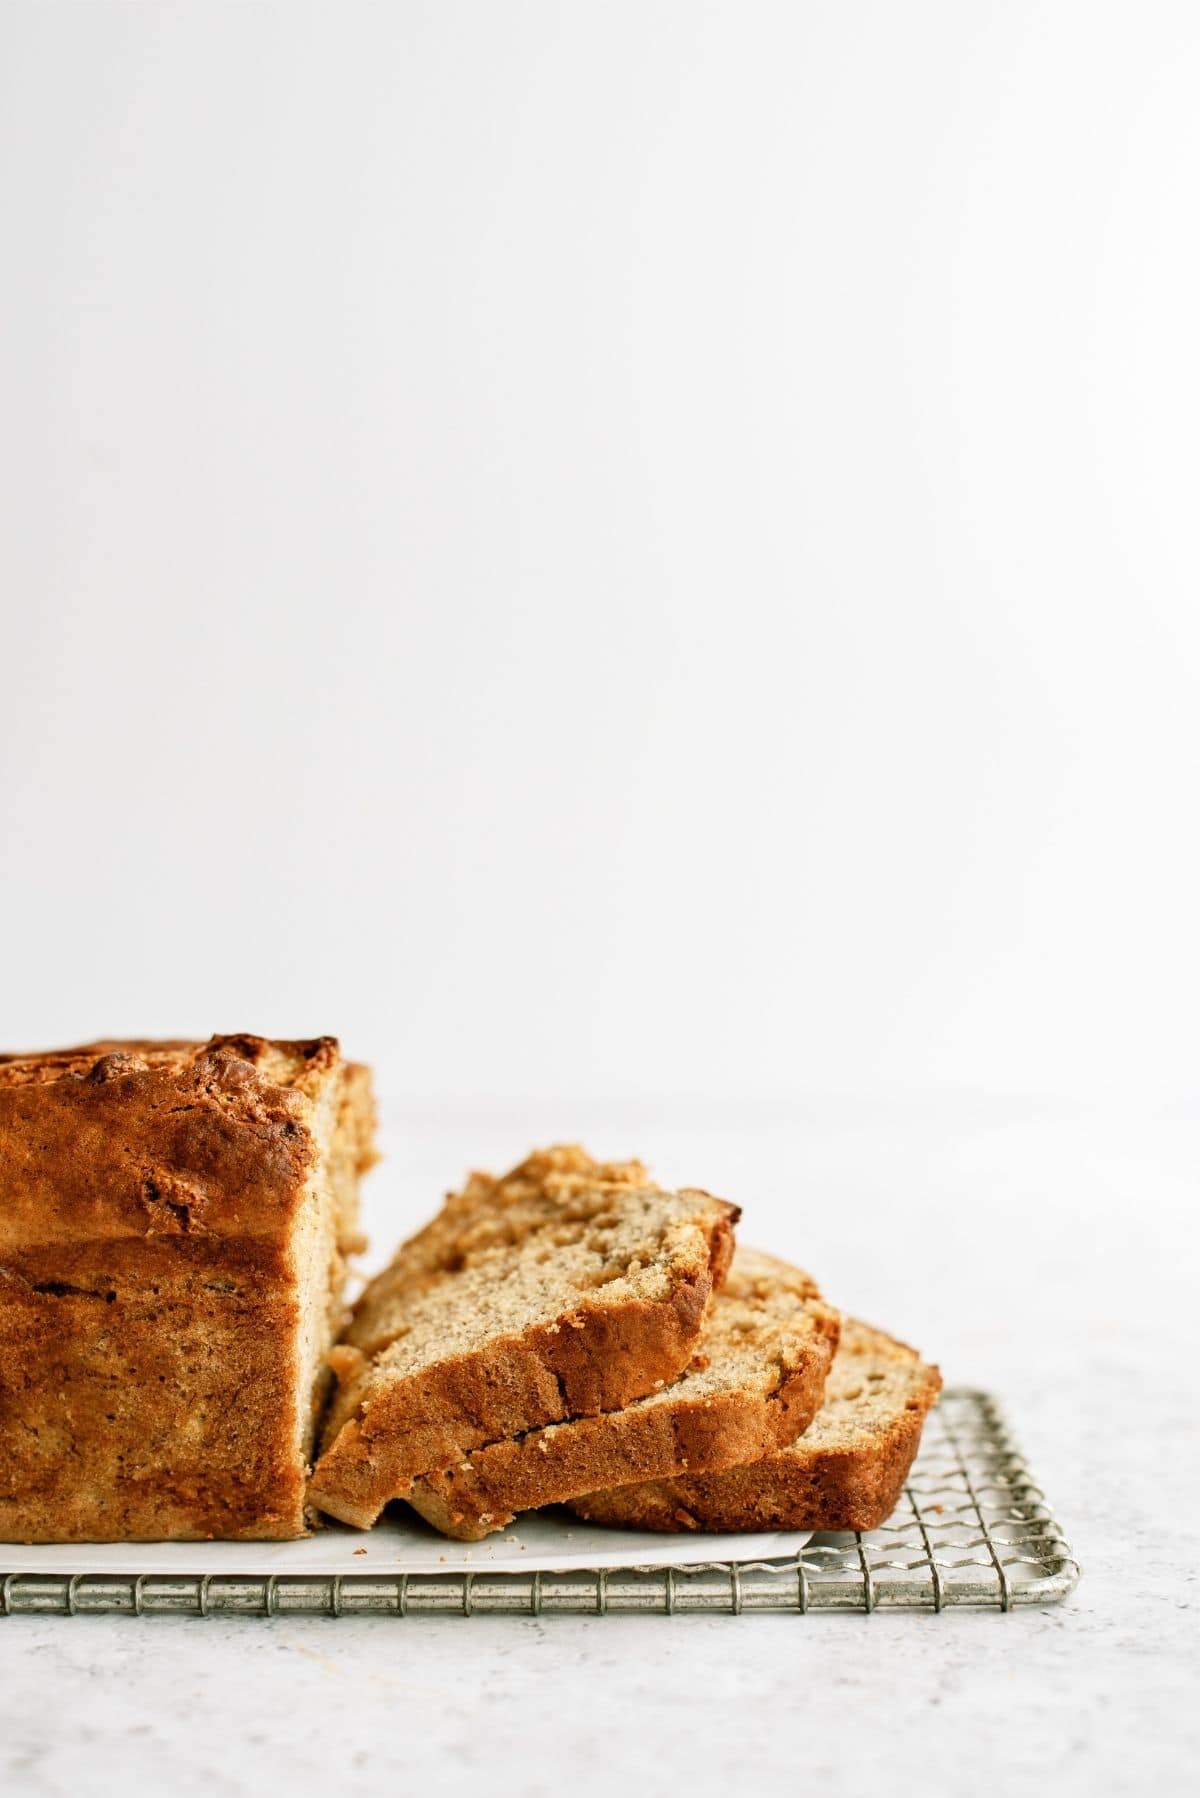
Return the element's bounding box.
[307,1146,738,1528]
[567,1316,941,1534]
[406,1249,840,1540]
[0,1035,377,1542]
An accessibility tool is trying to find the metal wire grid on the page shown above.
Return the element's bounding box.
[0,1389,1078,1617]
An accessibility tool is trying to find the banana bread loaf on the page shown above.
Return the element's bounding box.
[0,1035,376,1542]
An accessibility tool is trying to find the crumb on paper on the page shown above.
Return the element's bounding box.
[353,1547,367,1556]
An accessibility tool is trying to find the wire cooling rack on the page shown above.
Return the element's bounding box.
[0,1389,1077,1617]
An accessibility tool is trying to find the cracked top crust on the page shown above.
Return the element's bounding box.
[0,1034,340,1094]
[0,1035,353,1288]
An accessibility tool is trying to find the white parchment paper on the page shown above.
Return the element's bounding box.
[0,1508,810,1575]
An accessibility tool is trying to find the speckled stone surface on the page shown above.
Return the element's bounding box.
[2,1099,1195,1798]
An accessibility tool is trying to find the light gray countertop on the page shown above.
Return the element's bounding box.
[2,1098,1195,1798]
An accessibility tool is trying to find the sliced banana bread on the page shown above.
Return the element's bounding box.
[404,1249,838,1540]
[308,1146,738,1528]
[567,1316,941,1533]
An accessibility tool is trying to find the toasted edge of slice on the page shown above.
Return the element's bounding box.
[404,1249,839,1540]
[307,1147,739,1528]
[565,1316,941,1534]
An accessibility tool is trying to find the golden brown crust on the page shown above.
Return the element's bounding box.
[567,1318,941,1534]
[0,1036,332,1275]
[0,1283,308,1541]
[407,1264,838,1539]
[307,1154,739,1530]
[0,1035,373,1542]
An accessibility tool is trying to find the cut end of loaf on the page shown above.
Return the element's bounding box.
[293,1054,378,1508]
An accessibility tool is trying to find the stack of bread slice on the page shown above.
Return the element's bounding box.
[310,1146,941,1542]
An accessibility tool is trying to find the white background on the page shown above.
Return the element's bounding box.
[1,7,1197,1798]
[2,0,1197,1103]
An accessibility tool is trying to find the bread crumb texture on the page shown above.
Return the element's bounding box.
[307,1146,738,1528]
[407,1248,839,1540]
[567,1315,942,1533]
